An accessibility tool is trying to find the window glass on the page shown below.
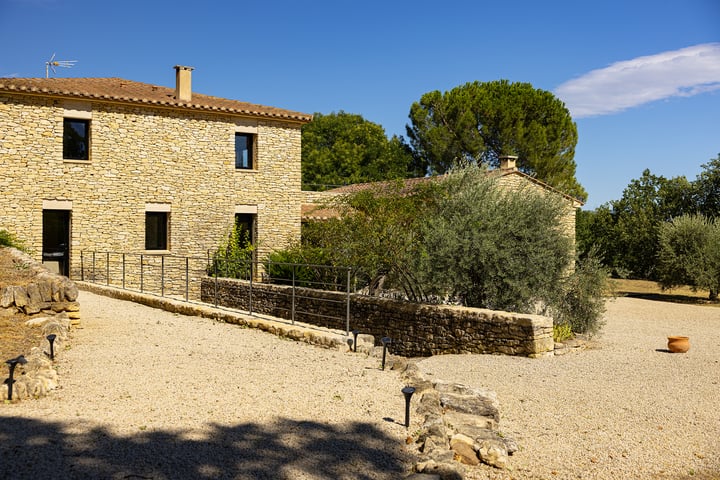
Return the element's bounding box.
[145,212,168,250]
[63,118,90,160]
[235,213,254,247]
[235,133,253,169]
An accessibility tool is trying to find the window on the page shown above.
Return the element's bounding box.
[63,118,90,160]
[145,212,169,250]
[235,133,254,169]
[235,213,254,247]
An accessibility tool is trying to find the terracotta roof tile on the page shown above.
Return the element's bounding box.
[0,77,312,122]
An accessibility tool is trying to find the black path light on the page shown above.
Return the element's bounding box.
[381,337,392,370]
[4,355,27,401]
[352,330,360,353]
[346,337,353,351]
[402,386,416,428]
[46,334,57,360]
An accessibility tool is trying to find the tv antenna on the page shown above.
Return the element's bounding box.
[45,53,77,78]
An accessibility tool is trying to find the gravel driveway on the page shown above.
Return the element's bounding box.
[2,291,719,479]
[0,290,416,480]
[419,296,720,479]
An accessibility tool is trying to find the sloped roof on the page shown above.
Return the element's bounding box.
[301,168,584,220]
[0,77,312,122]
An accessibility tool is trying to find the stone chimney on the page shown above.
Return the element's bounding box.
[174,65,194,102]
[499,155,518,171]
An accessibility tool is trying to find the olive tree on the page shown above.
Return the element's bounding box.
[657,214,720,300]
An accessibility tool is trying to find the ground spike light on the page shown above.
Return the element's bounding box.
[4,355,27,401]
[402,386,416,428]
[381,337,392,370]
[47,334,57,360]
[352,330,360,352]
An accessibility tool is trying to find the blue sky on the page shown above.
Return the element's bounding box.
[1,0,718,209]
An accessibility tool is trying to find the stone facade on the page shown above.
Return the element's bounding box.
[201,277,554,357]
[0,73,310,279]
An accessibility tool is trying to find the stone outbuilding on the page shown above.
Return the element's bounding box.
[302,155,584,247]
[0,66,312,278]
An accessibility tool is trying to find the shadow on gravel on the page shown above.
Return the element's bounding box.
[0,416,412,479]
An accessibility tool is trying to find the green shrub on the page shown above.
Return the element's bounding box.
[208,224,254,279]
[550,248,609,336]
[0,229,27,251]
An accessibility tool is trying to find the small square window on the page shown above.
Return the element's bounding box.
[63,118,90,160]
[235,133,254,169]
[145,212,168,250]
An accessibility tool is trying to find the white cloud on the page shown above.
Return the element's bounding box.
[555,43,720,118]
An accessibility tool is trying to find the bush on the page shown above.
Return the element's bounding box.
[415,164,574,312]
[550,248,609,336]
[263,243,349,290]
[208,224,254,279]
[0,229,27,251]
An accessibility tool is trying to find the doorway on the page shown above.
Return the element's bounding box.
[42,210,71,277]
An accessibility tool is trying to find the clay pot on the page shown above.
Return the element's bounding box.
[667,336,690,353]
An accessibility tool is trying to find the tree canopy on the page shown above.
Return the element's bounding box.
[301,111,420,191]
[577,156,720,280]
[406,80,586,200]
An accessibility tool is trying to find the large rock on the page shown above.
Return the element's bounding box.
[434,381,500,423]
[0,286,14,308]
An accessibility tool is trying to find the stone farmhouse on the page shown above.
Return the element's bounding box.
[0,66,312,278]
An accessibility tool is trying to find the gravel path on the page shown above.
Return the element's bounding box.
[419,297,720,479]
[3,291,720,479]
[0,290,416,480]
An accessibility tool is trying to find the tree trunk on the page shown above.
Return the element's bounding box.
[710,288,718,301]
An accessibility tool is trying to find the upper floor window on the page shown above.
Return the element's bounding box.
[63,118,90,160]
[235,133,254,169]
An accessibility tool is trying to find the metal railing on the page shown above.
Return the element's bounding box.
[80,251,353,334]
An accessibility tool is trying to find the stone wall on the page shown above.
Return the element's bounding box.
[1,248,75,401]
[201,277,554,357]
[0,92,303,279]
[1,249,80,317]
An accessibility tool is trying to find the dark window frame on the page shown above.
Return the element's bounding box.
[235,133,254,169]
[145,212,169,250]
[63,118,90,160]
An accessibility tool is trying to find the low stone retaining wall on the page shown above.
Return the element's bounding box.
[1,248,77,401]
[201,277,554,357]
[1,250,80,317]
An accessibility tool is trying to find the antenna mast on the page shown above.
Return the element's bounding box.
[45,53,77,78]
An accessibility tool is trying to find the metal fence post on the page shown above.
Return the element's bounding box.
[185,256,189,301]
[106,251,110,286]
[346,267,351,336]
[80,251,84,281]
[140,254,144,293]
[291,264,296,325]
[214,267,219,308]
[122,253,126,289]
[161,255,165,297]
[249,259,253,315]
[92,251,96,282]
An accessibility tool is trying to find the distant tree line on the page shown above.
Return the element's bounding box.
[577,154,720,299]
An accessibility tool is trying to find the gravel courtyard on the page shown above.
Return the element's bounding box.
[1,291,719,479]
[420,296,720,479]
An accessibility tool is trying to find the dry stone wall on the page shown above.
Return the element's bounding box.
[1,248,76,401]
[201,277,554,357]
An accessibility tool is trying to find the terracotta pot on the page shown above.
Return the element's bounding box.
[667,336,690,353]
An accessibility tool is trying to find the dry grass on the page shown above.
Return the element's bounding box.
[609,278,720,307]
[0,247,46,363]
